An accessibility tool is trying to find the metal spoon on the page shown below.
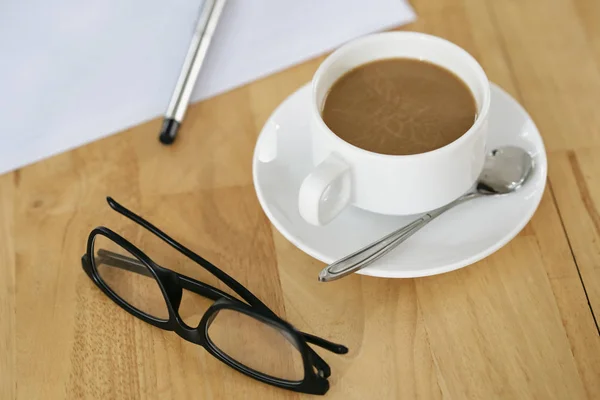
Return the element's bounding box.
[318,146,535,282]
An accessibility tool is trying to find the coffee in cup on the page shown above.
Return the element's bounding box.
[322,58,477,155]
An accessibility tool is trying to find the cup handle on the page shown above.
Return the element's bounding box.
[298,154,351,226]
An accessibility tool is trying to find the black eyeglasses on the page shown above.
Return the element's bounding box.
[81,197,347,395]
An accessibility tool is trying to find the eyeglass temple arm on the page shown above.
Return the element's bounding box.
[95,249,348,357]
[299,332,348,354]
[105,197,270,313]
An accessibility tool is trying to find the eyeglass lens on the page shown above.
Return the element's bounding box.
[207,308,305,381]
[92,235,170,320]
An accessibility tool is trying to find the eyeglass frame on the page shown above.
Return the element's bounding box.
[81,197,347,396]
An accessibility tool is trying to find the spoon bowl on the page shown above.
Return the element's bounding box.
[476,147,534,195]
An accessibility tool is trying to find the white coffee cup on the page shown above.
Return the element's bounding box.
[298,32,490,226]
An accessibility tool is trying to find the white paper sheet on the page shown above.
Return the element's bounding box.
[0,1,415,175]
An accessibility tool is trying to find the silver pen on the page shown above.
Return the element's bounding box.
[159,0,227,144]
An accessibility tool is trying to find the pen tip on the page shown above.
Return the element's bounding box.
[159,118,180,145]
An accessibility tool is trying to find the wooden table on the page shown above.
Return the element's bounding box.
[2,0,600,398]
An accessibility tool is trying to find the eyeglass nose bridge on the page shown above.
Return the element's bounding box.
[169,296,233,346]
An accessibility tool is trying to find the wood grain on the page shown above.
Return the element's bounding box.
[1,0,600,398]
[549,151,600,323]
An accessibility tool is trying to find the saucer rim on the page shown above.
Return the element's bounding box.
[252,82,548,278]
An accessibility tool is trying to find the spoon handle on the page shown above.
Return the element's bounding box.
[318,193,478,282]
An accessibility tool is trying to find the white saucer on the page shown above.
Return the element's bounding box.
[252,83,547,278]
